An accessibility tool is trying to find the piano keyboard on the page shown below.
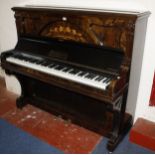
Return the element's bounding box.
[6,53,114,90]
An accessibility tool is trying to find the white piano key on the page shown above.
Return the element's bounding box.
[82,73,89,78]
[6,57,111,90]
[100,77,107,83]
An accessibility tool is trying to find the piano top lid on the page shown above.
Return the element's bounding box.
[12,5,151,18]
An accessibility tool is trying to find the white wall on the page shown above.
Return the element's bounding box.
[0,42,3,77]
[0,0,154,122]
[0,0,33,77]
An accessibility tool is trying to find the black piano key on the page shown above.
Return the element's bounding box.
[48,63,56,68]
[44,63,50,66]
[40,61,47,65]
[104,78,111,83]
[28,58,37,63]
[22,57,29,61]
[53,65,59,69]
[95,76,104,82]
[48,64,55,68]
[36,60,45,65]
[78,71,88,77]
[20,54,28,59]
[102,78,107,83]
[69,69,80,75]
[67,68,74,73]
[42,60,51,66]
[35,60,43,64]
[14,55,23,60]
[32,59,40,64]
[54,65,64,70]
[85,73,97,79]
[23,57,37,62]
[62,67,72,72]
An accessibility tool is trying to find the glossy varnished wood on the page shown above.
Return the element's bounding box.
[12,7,137,61]
[1,6,145,152]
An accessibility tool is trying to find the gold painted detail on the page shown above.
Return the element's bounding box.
[41,22,89,43]
[49,26,82,37]
[48,26,84,41]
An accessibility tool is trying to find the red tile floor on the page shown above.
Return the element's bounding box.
[0,78,102,153]
[130,118,155,151]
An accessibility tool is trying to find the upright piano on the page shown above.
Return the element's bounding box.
[0,6,150,152]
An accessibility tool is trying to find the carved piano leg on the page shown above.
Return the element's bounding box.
[107,90,132,152]
[16,75,27,109]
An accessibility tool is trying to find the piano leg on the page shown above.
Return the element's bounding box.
[107,90,132,152]
[16,95,27,109]
[16,75,28,109]
[4,70,28,109]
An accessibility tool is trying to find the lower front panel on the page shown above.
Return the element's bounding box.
[18,75,114,135]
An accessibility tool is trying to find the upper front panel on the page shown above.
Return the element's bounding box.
[12,7,138,65]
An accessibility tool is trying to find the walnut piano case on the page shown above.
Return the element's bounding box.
[0,6,150,152]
